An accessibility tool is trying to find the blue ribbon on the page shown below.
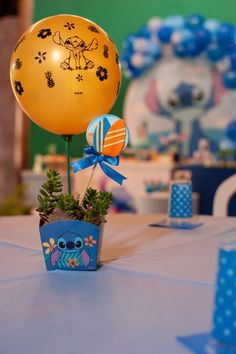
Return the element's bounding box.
[71,146,127,185]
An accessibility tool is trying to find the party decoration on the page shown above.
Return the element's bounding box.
[40,220,101,271]
[37,169,113,271]
[122,14,236,157]
[10,14,122,135]
[124,57,225,156]
[122,14,236,89]
[211,242,236,348]
[89,114,129,157]
[225,120,236,142]
[71,114,129,185]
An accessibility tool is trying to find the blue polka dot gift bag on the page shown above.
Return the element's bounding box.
[211,242,236,351]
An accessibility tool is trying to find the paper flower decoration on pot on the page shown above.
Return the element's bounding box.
[71,114,129,185]
[10,14,122,135]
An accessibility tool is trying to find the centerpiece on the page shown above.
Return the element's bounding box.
[10,14,128,270]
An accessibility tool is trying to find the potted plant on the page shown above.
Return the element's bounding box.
[38,113,129,271]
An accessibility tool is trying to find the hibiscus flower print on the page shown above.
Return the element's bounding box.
[96,66,108,81]
[34,51,47,64]
[14,81,24,95]
[64,22,75,30]
[84,235,96,247]
[43,238,56,254]
[67,258,79,269]
[37,28,52,39]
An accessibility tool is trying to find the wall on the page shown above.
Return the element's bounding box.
[30,0,236,166]
[0,16,19,202]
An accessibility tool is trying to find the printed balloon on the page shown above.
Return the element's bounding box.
[10,14,122,135]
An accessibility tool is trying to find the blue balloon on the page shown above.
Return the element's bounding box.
[173,43,188,57]
[123,35,136,51]
[143,54,156,67]
[158,25,173,43]
[125,59,142,78]
[204,19,220,34]
[217,23,235,48]
[206,43,225,61]
[171,28,193,44]
[185,40,201,57]
[225,120,236,141]
[137,25,151,39]
[223,70,236,89]
[149,43,162,59]
[165,15,185,29]
[230,50,236,70]
[195,28,211,50]
[186,14,205,30]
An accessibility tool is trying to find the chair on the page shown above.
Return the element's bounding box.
[213,174,236,217]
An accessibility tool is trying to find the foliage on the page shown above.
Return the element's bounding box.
[0,184,31,216]
[82,188,113,226]
[37,169,112,226]
[37,169,62,224]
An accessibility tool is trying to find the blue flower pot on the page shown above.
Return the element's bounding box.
[40,220,103,271]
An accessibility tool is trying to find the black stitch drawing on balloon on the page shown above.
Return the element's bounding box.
[53,31,98,70]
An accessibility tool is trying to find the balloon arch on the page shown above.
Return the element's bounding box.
[122,14,236,89]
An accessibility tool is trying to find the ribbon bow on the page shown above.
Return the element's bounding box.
[71,146,126,185]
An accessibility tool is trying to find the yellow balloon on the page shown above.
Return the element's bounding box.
[10,14,122,135]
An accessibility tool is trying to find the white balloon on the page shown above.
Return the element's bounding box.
[147,17,163,32]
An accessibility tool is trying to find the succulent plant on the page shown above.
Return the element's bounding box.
[37,169,112,226]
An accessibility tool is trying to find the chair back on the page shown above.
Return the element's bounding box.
[213,174,236,217]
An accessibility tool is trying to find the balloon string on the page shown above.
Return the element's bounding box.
[82,163,97,200]
[62,135,73,194]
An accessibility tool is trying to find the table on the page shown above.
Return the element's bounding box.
[0,214,236,354]
[178,165,236,216]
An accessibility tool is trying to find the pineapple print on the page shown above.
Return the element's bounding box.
[45,71,55,88]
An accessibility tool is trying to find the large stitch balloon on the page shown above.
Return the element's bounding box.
[10,14,122,135]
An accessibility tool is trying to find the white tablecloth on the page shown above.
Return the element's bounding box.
[0,214,235,354]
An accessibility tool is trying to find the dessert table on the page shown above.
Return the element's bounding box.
[0,214,236,354]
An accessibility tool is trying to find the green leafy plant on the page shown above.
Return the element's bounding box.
[37,169,112,226]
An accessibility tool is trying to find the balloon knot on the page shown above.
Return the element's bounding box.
[97,155,103,162]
